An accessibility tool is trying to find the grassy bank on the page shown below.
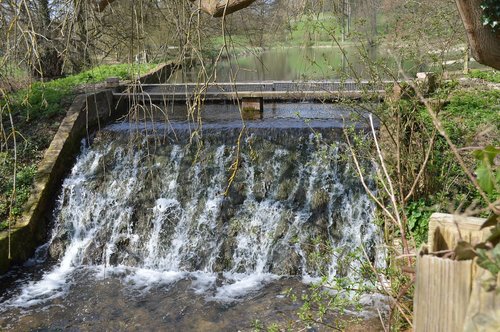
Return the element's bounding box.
[403,71,500,246]
[0,63,157,231]
[468,69,500,83]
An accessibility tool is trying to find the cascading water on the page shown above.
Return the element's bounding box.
[0,106,386,330]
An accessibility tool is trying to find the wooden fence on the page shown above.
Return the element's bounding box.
[414,213,500,332]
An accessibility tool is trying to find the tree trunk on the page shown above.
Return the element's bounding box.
[33,0,63,78]
[188,0,257,17]
[96,0,118,12]
[97,0,256,17]
[71,1,94,72]
[455,0,500,70]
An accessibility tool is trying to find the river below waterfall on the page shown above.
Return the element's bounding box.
[0,103,387,331]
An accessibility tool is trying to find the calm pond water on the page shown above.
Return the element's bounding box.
[172,46,379,82]
[171,45,484,83]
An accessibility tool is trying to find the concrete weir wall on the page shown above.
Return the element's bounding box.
[0,63,176,274]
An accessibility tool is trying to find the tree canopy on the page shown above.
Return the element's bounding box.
[96,0,500,69]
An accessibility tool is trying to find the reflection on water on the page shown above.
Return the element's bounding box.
[171,45,487,83]
[173,46,379,82]
[125,102,374,128]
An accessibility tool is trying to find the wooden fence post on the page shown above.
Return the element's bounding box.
[414,252,473,331]
[413,213,498,332]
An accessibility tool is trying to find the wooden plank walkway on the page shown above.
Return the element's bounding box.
[113,80,396,101]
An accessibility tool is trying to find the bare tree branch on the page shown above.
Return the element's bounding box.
[95,0,118,12]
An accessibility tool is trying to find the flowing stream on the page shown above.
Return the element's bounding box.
[0,104,387,331]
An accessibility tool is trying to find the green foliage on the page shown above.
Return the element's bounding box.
[0,156,37,231]
[467,147,499,279]
[0,63,158,231]
[477,244,500,277]
[481,0,500,33]
[251,319,264,331]
[4,63,157,120]
[377,79,500,310]
[288,13,340,46]
[406,200,432,246]
[286,249,380,330]
[446,146,500,279]
[474,146,500,195]
[0,60,30,84]
[463,216,500,279]
[427,88,500,206]
[443,90,500,145]
[469,69,500,83]
[257,248,381,330]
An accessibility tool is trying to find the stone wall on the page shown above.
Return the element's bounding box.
[0,62,176,273]
[0,91,122,273]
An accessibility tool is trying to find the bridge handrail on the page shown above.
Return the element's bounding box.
[120,80,402,94]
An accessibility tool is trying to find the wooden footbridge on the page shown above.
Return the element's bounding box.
[113,80,391,103]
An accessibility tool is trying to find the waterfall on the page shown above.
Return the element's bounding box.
[6,120,383,307]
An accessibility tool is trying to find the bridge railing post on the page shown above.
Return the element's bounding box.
[241,97,264,120]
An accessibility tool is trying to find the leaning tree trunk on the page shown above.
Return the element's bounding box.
[188,0,257,17]
[97,0,256,17]
[455,0,500,70]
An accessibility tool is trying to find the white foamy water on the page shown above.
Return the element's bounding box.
[212,273,280,302]
[3,126,384,310]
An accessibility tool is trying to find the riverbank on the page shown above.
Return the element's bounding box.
[1,68,498,272]
[0,63,158,233]
[0,63,178,272]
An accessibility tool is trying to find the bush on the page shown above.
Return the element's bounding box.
[0,161,37,231]
[406,200,432,246]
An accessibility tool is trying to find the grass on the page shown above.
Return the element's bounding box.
[0,63,158,231]
[4,63,157,120]
[208,13,343,52]
[442,89,500,146]
[287,13,341,46]
[210,35,252,49]
[468,69,500,83]
[442,87,500,204]
[401,83,500,244]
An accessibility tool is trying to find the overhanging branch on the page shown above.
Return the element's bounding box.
[187,0,257,17]
[95,0,257,17]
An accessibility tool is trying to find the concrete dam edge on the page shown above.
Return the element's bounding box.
[0,63,177,274]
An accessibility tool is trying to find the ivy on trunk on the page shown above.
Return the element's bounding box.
[456,0,500,70]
